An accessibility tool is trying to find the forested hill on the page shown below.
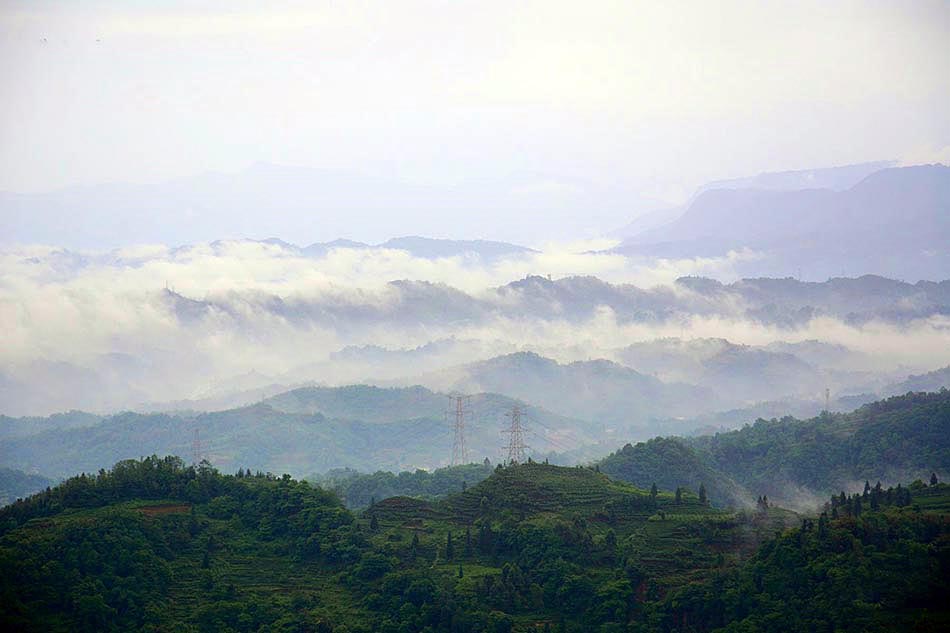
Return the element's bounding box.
[316,390,950,512]
[600,390,950,508]
[2,456,948,632]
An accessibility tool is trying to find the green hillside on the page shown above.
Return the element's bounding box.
[598,438,748,508]
[651,482,950,632]
[0,457,797,632]
[3,455,947,632]
[601,390,950,508]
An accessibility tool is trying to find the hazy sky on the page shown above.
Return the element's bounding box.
[1,0,949,202]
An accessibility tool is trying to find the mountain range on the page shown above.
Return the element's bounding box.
[609,160,897,240]
[615,164,950,280]
[405,351,717,430]
[152,272,950,331]
[4,357,949,495]
[0,162,661,247]
[0,385,601,481]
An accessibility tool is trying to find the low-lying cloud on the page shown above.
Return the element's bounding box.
[2,240,948,416]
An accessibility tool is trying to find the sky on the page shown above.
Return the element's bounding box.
[1,0,949,207]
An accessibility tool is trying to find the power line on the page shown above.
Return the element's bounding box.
[502,404,529,464]
[448,394,472,466]
[191,427,202,466]
[522,411,579,454]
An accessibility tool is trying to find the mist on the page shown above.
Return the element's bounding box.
[2,240,947,417]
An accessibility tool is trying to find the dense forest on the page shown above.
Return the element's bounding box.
[2,452,948,632]
[600,390,950,508]
[310,462,495,510]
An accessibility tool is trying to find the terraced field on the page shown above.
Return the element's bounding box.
[367,462,799,595]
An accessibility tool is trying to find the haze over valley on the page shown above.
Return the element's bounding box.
[3,160,949,476]
[2,3,949,631]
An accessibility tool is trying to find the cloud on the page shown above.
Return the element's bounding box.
[900,144,950,167]
[1,240,948,415]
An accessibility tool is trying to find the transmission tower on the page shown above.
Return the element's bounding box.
[192,427,202,466]
[503,404,529,464]
[448,394,471,466]
[824,387,831,414]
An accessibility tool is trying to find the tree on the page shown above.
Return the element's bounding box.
[458,564,464,579]
[931,472,939,486]
[446,531,454,560]
[604,528,617,550]
[370,514,379,532]
[698,483,707,505]
[675,487,682,504]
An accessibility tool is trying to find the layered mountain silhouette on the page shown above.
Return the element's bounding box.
[0,162,658,247]
[610,160,896,240]
[615,164,950,280]
[407,351,718,429]
[0,385,597,479]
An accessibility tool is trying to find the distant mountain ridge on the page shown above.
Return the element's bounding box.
[0,385,600,479]
[693,160,896,197]
[615,164,950,280]
[301,235,536,259]
[4,273,948,417]
[884,365,950,396]
[199,235,536,260]
[408,351,719,429]
[0,162,660,247]
[616,337,825,403]
[610,160,897,241]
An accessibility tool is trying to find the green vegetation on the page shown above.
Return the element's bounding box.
[2,390,949,631]
[0,457,799,632]
[310,462,495,509]
[601,390,950,507]
[1,456,365,632]
[653,483,950,632]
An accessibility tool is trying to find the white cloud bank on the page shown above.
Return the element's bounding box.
[1,241,948,415]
